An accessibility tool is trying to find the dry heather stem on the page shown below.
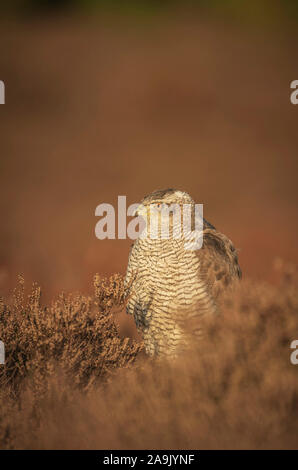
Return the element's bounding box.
[0,274,142,397]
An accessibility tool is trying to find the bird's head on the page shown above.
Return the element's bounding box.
[134,188,194,216]
[134,189,197,240]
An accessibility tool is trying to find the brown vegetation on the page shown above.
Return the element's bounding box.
[0,274,142,405]
[0,261,297,449]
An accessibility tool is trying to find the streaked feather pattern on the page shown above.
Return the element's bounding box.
[125,189,241,356]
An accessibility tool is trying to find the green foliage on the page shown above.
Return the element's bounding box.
[3,0,298,23]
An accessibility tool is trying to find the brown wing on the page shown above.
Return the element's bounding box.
[198,222,241,301]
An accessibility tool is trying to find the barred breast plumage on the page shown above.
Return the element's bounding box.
[124,189,241,357]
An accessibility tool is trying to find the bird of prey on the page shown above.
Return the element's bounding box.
[124,189,241,357]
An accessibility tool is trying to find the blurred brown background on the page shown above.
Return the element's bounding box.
[0,2,298,305]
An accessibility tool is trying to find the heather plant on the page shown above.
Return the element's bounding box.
[0,262,298,449]
[0,274,142,398]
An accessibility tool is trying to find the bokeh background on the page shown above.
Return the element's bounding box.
[1,0,298,304]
